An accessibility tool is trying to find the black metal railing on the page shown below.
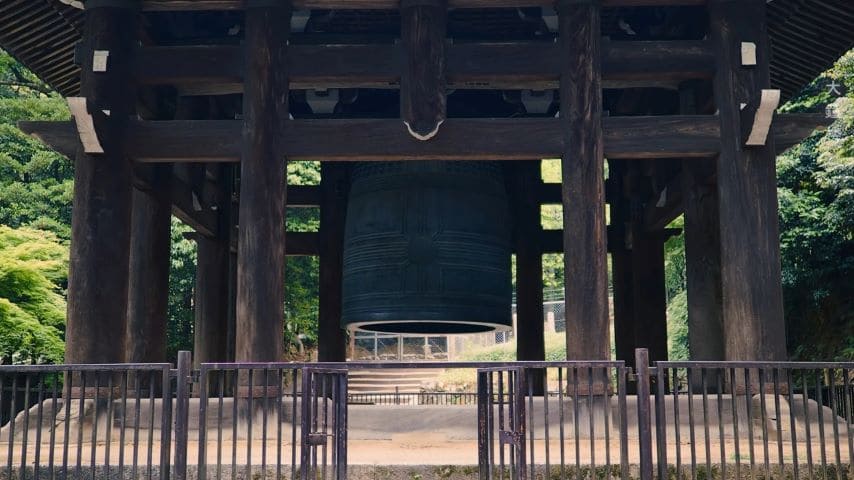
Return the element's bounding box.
[0,363,173,480]
[0,351,851,480]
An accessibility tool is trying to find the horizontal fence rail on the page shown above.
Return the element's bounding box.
[0,352,851,480]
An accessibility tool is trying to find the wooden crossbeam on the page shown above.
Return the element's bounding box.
[141,0,705,11]
[136,41,714,92]
[20,114,829,163]
[288,185,321,207]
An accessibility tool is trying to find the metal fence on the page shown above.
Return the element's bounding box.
[0,351,851,480]
[0,363,173,480]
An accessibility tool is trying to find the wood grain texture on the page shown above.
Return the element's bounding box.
[126,167,172,364]
[65,6,137,364]
[193,234,231,365]
[630,229,668,364]
[682,159,725,362]
[22,114,824,163]
[135,41,713,91]
[235,1,291,363]
[559,0,610,361]
[400,0,446,139]
[711,0,787,361]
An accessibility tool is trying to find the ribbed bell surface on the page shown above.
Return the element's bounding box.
[342,161,513,334]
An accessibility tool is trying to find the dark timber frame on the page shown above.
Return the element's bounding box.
[20,0,837,366]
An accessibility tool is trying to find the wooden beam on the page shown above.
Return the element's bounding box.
[773,113,833,152]
[235,0,291,364]
[21,113,826,163]
[558,0,609,361]
[135,41,714,92]
[539,183,562,204]
[286,232,320,256]
[643,171,684,231]
[287,185,321,207]
[134,116,722,161]
[170,175,218,238]
[141,0,706,11]
[400,0,446,140]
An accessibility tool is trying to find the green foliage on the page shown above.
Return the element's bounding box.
[663,218,689,360]
[666,291,689,361]
[0,51,72,241]
[284,162,322,353]
[166,219,197,361]
[0,225,67,363]
[775,50,854,360]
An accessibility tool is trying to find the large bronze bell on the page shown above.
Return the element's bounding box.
[342,161,513,334]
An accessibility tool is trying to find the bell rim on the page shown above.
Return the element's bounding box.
[346,319,513,335]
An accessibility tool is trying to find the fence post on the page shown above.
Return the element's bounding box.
[173,350,192,480]
[635,348,654,480]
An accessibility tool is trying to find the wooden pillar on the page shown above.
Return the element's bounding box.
[235,0,292,363]
[194,234,230,366]
[558,0,610,360]
[609,161,635,368]
[630,229,668,364]
[65,2,138,364]
[510,161,545,394]
[710,0,787,361]
[317,162,348,362]
[683,160,725,361]
[400,0,447,140]
[125,167,172,364]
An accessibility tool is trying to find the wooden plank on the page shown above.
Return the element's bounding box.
[400,0,447,140]
[559,0,609,361]
[711,0,786,361]
[235,0,291,363]
[135,41,714,91]
[141,0,706,11]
